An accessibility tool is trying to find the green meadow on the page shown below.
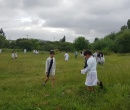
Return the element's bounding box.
[0,52,130,110]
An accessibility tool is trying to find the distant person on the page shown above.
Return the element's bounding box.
[43,50,56,87]
[33,50,36,54]
[100,52,105,65]
[75,51,78,59]
[24,49,26,53]
[11,51,15,59]
[80,50,103,92]
[14,52,17,59]
[64,52,69,61]
[93,50,98,63]
[80,51,83,57]
[0,49,2,53]
[93,50,98,58]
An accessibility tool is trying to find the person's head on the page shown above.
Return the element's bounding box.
[83,50,92,58]
[50,50,55,58]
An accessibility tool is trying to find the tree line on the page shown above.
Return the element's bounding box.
[0,19,130,53]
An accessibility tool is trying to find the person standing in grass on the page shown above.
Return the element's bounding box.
[0,49,2,53]
[64,52,69,61]
[43,50,56,87]
[81,50,103,92]
[75,51,78,59]
[11,51,15,59]
[24,49,26,53]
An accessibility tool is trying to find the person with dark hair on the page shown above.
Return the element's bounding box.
[81,50,103,92]
[43,50,56,87]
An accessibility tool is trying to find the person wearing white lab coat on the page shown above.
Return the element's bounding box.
[64,52,69,61]
[11,52,15,59]
[0,49,2,53]
[81,50,103,91]
[43,50,56,87]
[24,49,26,53]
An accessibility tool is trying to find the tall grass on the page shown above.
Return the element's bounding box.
[0,52,130,110]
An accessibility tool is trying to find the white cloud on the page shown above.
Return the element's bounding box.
[0,0,130,42]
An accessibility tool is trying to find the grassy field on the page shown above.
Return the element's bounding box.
[0,52,130,110]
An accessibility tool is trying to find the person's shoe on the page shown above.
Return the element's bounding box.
[99,81,103,89]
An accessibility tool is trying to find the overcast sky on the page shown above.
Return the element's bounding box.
[0,0,130,42]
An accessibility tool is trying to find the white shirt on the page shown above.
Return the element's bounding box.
[81,56,97,74]
[45,57,56,74]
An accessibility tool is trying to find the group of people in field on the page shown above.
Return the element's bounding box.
[11,49,40,59]
[2,48,104,92]
[11,51,17,59]
[33,50,39,54]
[93,51,105,65]
[43,50,104,92]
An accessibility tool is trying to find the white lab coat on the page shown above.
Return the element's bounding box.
[81,56,98,86]
[64,53,69,61]
[45,57,56,76]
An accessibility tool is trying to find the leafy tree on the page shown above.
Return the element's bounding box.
[60,36,66,42]
[121,25,127,31]
[0,28,5,37]
[115,30,130,53]
[74,36,89,50]
[127,19,130,29]
[0,34,9,48]
[94,38,99,42]
[16,38,34,51]
[10,41,17,49]
[0,35,6,48]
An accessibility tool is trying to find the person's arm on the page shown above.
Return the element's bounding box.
[81,59,92,74]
